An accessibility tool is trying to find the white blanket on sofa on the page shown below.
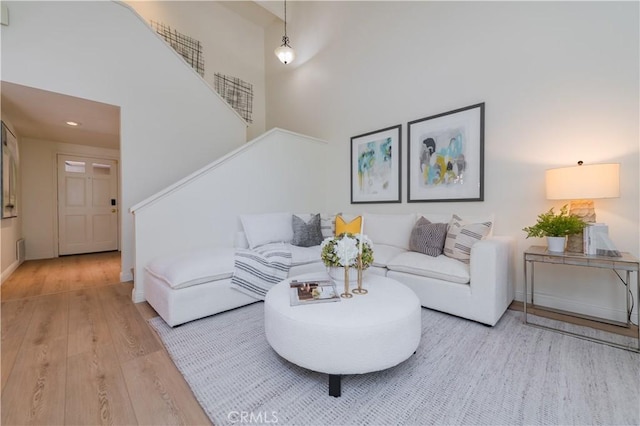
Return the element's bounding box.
[230,243,292,300]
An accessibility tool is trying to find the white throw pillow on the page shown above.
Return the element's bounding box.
[240,212,294,249]
[363,213,417,250]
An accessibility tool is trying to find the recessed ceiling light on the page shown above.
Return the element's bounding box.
[65,121,80,127]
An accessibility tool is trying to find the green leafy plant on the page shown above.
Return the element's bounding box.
[320,233,374,268]
[522,205,587,238]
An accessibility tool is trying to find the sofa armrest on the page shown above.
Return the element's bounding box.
[469,236,515,322]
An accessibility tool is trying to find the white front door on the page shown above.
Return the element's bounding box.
[58,155,118,255]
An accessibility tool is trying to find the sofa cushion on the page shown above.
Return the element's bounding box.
[370,244,407,268]
[409,217,448,257]
[443,214,492,263]
[363,213,417,250]
[145,248,235,289]
[292,214,323,247]
[240,212,294,249]
[386,251,470,284]
[335,215,362,235]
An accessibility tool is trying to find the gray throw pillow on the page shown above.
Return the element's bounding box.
[409,216,448,257]
[292,214,323,247]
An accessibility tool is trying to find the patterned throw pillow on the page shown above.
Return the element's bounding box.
[409,217,448,257]
[335,215,362,236]
[292,214,323,247]
[320,213,341,239]
[443,214,492,263]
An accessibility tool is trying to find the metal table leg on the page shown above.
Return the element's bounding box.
[523,258,528,324]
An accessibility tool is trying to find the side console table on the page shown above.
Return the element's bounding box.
[523,245,639,352]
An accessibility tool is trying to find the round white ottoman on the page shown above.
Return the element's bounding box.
[264,273,422,397]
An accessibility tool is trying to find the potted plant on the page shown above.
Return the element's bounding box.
[522,205,587,252]
[320,233,374,280]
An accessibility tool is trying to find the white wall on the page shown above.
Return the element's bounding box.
[0,116,23,282]
[2,1,247,282]
[20,138,120,260]
[125,0,266,141]
[265,1,640,322]
[131,129,327,302]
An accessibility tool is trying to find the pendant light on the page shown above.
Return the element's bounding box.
[274,0,295,64]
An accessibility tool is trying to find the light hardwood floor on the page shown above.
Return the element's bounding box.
[1,252,211,425]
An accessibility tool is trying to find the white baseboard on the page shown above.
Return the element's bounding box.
[515,290,638,325]
[120,270,133,283]
[0,259,22,284]
[120,269,146,303]
[132,287,146,303]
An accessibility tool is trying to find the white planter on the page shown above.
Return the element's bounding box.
[327,266,359,282]
[546,236,566,253]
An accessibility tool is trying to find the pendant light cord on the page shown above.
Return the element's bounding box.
[284,0,287,38]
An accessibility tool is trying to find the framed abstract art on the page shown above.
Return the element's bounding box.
[350,124,401,204]
[407,103,484,202]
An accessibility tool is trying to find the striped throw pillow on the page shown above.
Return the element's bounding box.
[320,213,341,239]
[443,214,492,263]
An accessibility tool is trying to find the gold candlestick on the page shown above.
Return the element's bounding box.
[340,265,352,298]
[352,254,368,295]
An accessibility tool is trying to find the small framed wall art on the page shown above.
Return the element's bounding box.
[407,103,484,202]
[1,121,18,219]
[350,124,401,204]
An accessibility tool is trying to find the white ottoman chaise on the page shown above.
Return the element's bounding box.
[264,273,422,397]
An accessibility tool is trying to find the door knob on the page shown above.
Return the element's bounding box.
[112,209,117,213]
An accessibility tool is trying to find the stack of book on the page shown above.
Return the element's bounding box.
[583,223,621,257]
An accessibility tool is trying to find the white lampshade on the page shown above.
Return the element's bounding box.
[545,163,620,200]
[274,45,295,65]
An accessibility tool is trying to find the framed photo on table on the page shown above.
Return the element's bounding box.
[350,124,401,204]
[407,103,484,202]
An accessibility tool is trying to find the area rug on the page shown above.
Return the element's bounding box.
[149,304,639,426]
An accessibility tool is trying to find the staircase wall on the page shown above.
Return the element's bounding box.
[124,0,267,141]
[1,1,247,282]
[131,128,328,302]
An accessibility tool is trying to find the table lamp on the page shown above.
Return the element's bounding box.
[545,161,620,253]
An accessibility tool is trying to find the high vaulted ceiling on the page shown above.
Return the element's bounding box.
[220,1,281,27]
[0,1,279,150]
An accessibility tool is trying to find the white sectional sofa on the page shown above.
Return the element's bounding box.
[145,245,326,326]
[144,212,514,327]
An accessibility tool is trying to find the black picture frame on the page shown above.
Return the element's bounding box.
[407,103,484,202]
[1,121,18,219]
[350,124,402,204]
